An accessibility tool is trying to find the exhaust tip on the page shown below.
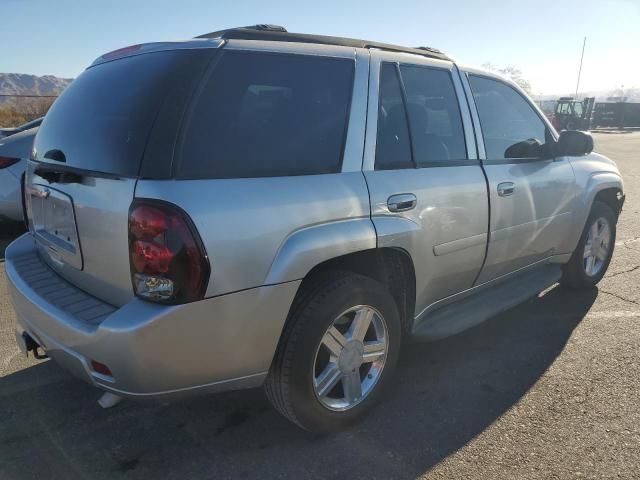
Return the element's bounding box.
[98,392,122,409]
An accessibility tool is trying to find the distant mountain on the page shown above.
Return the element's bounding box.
[0,73,72,103]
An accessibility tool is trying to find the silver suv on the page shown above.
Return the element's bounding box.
[6,26,625,433]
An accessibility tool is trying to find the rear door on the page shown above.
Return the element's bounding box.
[26,47,213,306]
[461,72,576,283]
[363,51,489,316]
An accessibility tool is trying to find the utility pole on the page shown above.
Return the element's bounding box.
[575,36,586,99]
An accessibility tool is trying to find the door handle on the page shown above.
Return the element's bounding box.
[387,193,417,212]
[497,182,515,197]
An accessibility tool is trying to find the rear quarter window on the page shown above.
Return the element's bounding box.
[177,50,354,179]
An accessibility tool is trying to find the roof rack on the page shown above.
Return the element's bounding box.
[196,25,452,62]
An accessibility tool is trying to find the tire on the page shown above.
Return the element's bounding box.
[561,201,617,288]
[265,272,401,433]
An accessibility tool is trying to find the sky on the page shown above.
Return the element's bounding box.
[2,0,639,95]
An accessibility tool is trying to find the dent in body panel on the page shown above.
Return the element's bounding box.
[367,166,489,315]
[433,232,487,256]
[475,158,577,284]
[361,51,490,314]
[478,211,572,281]
[135,172,372,297]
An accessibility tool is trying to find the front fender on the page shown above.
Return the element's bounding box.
[567,170,624,252]
[264,218,377,285]
[585,172,624,204]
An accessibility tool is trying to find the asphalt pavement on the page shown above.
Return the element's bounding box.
[0,133,638,479]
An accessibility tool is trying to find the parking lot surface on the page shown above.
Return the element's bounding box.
[1,133,639,480]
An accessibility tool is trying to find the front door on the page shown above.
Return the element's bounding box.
[363,51,489,316]
[463,72,576,283]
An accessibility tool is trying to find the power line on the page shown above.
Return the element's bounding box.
[0,94,58,98]
[575,37,587,98]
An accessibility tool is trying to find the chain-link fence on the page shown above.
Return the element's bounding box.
[0,94,57,128]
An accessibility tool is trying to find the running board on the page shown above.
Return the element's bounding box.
[411,264,562,341]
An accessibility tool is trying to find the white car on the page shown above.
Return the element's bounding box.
[0,117,42,140]
[0,126,36,223]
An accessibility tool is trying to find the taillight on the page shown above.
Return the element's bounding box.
[0,156,20,169]
[91,360,113,377]
[128,200,210,304]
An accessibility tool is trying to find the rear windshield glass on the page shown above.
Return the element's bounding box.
[34,50,206,177]
[177,50,354,179]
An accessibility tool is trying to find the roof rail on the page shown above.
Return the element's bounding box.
[201,24,287,38]
[196,26,452,62]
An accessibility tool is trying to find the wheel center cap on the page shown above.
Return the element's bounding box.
[338,341,364,373]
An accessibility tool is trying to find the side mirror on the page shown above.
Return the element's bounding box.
[504,138,543,159]
[555,130,594,157]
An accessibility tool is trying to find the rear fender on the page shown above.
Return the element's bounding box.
[264,218,377,285]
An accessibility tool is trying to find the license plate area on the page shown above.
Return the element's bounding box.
[29,184,83,270]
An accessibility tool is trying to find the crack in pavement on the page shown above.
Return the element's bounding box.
[605,265,640,278]
[600,289,640,306]
[617,236,640,249]
[0,349,20,377]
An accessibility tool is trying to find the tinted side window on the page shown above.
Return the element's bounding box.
[400,65,467,164]
[469,75,547,159]
[179,51,354,179]
[375,63,413,170]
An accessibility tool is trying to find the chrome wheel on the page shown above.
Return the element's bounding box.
[312,305,388,411]
[584,216,611,277]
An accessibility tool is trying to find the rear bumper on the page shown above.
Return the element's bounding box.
[6,233,300,399]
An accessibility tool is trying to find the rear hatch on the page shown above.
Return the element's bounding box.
[26,45,214,306]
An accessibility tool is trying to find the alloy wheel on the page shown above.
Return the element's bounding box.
[312,305,389,411]
[584,216,611,277]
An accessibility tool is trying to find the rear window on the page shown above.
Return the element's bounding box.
[177,50,354,179]
[34,50,210,177]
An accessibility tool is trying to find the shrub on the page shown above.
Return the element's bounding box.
[0,97,55,128]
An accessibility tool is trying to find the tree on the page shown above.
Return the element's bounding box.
[482,63,532,94]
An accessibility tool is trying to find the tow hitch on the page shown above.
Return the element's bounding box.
[16,331,48,359]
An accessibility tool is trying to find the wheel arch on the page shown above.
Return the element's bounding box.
[593,186,624,219]
[290,247,417,336]
[567,172,624,254]
[585,172,624,217]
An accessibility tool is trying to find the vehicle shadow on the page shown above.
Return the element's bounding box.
[0,285,597,480]
[0,220,25,261]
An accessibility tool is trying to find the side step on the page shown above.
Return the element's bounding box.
[412,264,562,341]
